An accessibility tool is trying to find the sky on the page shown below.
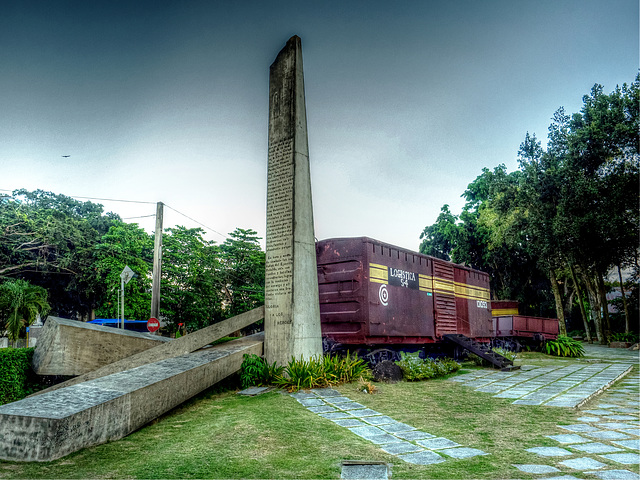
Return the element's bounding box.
[1,0,638,251]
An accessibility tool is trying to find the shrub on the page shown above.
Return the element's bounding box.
[239,353,371,392]
[0,347,41,405]
[395,352,460,381]
[610,332,639,343]
[543,335,585,357]
[239,354,284,389]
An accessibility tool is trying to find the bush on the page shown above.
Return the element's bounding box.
[239,353,371,392]
[0,347,41,405]
[395,352,460,381]
[239,354,285,389]
[610,332,639,343]
[543,335,585,357]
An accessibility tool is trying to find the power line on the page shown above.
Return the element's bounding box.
[164,204,228,240]
[0,189,155,205]
[122,214,157,220]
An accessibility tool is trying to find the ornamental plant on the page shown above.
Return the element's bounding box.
[543,335,585,357]
[395,352,460,381]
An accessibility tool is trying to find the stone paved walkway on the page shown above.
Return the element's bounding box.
[291,388,489,465]
[450,362,632,407]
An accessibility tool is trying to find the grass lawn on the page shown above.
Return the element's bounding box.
[0,352,635,479]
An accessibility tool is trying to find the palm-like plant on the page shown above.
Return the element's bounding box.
[0,279,50,341]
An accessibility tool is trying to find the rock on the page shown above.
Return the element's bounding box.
[630,343,639,351]
[609,342,632,349]
[372,360,403,383]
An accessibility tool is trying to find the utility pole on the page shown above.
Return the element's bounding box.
[150,201,163,322]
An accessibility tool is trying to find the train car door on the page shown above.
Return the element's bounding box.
[432,259,458,337]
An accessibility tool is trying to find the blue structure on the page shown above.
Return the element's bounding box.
[88,319,149,333]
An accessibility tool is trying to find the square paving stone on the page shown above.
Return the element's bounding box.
[513,464,560,474]
[395,430,436,441]
[585,470,640,480]
[379,422,415,434]
[349,426,386,439]
[347,408,382,418]
[319,411,352,420]
[416,437,461,450]
[336,402,366,410]
[439,447,489,459]
[546,434,590,444]
[612,439,640,450]
[311,388,341,397]
[526,446,573,457]
[367,434,403,445]
[586,410,617,415]
[619,428,640,436]
[363,416,397,426]
[397,450,446,465]
[308,405,337,414]
[570,442,624,454]
[324,396,354,404]
[334,418,368,428]
[380,441,424,455]
[299,398,326,406]
[606,415,639,421]
[588,431,633,441]
[578,416,601,422]
[559,457,607,470]
[559,424,601,432]
[596,423,639,430]
[290,392,316,400]
[599,453,640,464]
[542,474,581,479]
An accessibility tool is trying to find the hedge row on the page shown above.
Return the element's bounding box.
[0,347,37,405]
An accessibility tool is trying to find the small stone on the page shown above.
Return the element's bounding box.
[237,386,269,396]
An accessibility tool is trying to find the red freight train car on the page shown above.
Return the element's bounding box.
[316,237,493,349]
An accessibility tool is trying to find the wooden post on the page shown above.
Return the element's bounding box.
[150,202,163,322]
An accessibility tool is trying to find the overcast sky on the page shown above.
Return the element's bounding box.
[1,0,637,251]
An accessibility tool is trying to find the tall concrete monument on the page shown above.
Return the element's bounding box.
[264,36,322,365]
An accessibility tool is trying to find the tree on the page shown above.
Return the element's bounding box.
[218,228,265,318]
[0,279,50,341]
[419,205,458,260]
[93,221,153,320]
[160,226,223,332]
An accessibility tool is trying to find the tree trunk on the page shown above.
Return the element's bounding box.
[584,274,603,343]
[549,268,567,336]
[617,264,630,334]
[569,263,592,343]
[596,272,611,342]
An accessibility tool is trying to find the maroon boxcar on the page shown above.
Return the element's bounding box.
[316,237,493,347]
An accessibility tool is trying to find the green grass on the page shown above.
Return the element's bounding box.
[1,356,636,479]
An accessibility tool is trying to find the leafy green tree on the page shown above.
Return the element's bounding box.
[418,205,458,260]
[0,279,50,341]
[0,189,119,319]
[93,221,153,320]
[160,226,223,332]
[219,228,265,318]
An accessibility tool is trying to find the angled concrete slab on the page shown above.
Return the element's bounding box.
[32,316,171,376]
[0,334,263,462]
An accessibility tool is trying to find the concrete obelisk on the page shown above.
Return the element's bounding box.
[264,36,322,366]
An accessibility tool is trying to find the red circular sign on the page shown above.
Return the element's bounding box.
[147,317,160,332]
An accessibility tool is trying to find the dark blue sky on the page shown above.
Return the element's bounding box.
[1,0,637,249]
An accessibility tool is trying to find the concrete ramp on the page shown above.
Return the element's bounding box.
[32,316,171,376]
[0,334,263,462]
